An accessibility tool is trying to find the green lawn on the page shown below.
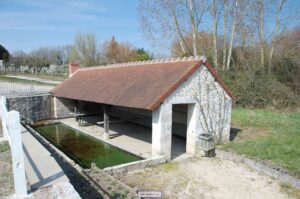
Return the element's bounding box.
[222,108,300,177]
[0,142,9,153]
[0,75,56,86]
[7,73,67,81]
[0,141,13,196]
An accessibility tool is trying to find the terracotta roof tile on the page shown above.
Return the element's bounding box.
[51,58,234,110]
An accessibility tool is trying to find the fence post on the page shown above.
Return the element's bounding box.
[0,96,9,141]
[7,111,27,198]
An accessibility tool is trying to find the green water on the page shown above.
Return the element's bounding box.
[34,123,142,169]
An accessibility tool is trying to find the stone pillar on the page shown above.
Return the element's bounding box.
[53,97,58,119]
[103,106,109,140]
[152,103,172,161]
[186,104,198,155]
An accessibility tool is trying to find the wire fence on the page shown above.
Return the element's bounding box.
[0,81,54,97]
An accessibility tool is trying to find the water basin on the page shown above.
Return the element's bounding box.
[33,123,142,169]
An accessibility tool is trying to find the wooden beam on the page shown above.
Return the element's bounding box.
[96,118,138,125]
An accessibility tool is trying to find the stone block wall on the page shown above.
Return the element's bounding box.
[6,94,52,122]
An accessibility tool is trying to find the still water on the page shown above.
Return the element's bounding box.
[34,123,142,169]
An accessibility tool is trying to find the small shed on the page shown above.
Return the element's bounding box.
[51,56,234,160]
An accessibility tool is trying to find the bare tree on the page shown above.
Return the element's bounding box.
[70,33,100,67]
[211,0,219,68]
[222,0,228,70]
[187,0,198,56]
[169,1,191,54]
[139,0,207,57]
[226,0,239,70]
[259,0,265,67]
[268,0,287,74]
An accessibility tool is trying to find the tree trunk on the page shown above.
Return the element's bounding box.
[222,0,228,70]
[226,0,239,70]
[170,2,191,55]
[180,40,187,55]
[188,0,198,57]
[260,0,265,68]
[212,0,218,68]
[268,0,285,74]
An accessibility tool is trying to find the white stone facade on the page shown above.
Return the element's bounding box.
[152,64,232,160]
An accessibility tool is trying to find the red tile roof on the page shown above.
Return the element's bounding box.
[51,58,234,110]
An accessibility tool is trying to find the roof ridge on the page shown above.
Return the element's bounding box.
[78,55,207,71]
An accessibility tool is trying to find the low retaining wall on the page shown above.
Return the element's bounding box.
[85,166,137,198]
[103,156,166,175]
[6,94,53,122]
[216,149,300,189]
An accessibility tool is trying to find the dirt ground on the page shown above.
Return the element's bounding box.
[118,156,298,199]
[0,142,14,197]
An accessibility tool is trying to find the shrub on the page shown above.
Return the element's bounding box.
[220,69,299,109]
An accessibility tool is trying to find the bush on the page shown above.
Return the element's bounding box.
[220,69,299,109]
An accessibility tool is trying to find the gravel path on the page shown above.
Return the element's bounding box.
[119,156,296,199]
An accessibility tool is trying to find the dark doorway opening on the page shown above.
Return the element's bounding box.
[171,104,188,159]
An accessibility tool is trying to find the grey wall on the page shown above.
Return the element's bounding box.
[163,65,232,144]
[6,94,53,122]
[53,97,75,118]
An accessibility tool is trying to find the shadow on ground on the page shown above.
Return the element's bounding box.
[229,127,241,141]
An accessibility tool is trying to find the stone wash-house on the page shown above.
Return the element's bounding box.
[51,56,234,161]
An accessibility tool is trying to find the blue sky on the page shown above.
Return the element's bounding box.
[0,0,299,55]
[0,0,149,53]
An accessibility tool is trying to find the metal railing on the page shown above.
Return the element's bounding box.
[0,81,54,97]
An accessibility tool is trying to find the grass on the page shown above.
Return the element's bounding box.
[159,161,178,172]
[280,183,300,199]
[0,142,9,153]
[0,141,13,197]
[5,73,67,81]
[0,75,57,86]
[222,108,300,177]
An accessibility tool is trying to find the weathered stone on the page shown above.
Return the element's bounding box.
[152,65,232,160]
[6,94,52,122]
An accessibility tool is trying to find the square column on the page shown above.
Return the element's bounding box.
[152,103,172,161]
[103,106,110,140]
[186,104,198,155]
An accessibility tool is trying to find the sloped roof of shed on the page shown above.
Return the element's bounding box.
[51,58,234,110]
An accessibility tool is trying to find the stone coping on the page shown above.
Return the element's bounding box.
[103,156,166,175]
[216,149,300,189]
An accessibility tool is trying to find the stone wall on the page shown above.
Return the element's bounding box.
[164,65,232,144]
[152,64,233,159]
[6,94,53,122]
[53,97,75,119]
